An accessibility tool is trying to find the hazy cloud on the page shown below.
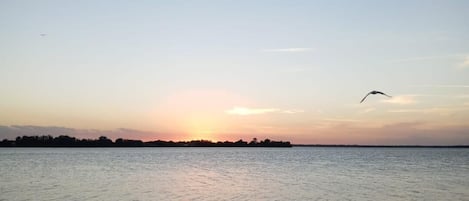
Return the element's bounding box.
[313,121,469,145]
[456,94,469,99]
[359,107,376,114]
[0,125,162,141]
[381,95,418,105]
[390,54,469,69]
[262,48,312,52]
[460,55,469,68]
[388,106,469,115]
[225,107,303,115]
[282,109,305,114]
[374,122,469,145]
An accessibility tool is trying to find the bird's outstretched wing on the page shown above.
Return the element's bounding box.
[376,91,392,98]
[360,92,371,103]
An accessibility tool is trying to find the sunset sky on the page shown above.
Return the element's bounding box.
[1,0,469,144]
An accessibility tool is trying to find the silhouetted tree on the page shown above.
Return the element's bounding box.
[249,138,258,145]
[97,136,113,146]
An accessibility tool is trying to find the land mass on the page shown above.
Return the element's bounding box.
[0,135,292,147]
[1,135,467,148]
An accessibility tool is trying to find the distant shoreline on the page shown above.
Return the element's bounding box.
[0,135,292,147]
[2,135,468,148]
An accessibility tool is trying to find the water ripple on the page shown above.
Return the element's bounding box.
[1,147,468,201]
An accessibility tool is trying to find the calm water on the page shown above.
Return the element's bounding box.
[1,147,468,201]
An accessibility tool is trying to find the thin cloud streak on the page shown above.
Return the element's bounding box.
[412,85,469,88]
[226,107,278,115]
[225,107,304,115]
[389,54,465,63]
[262,48,312,52]
[321,118,362,122]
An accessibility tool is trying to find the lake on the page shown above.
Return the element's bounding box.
[1,147,468,201]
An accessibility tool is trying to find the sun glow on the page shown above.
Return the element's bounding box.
[149,89,251,141]
[184,116,222,142]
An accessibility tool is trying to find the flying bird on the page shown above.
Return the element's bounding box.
[360,90,392,103]
[40,34,46,37]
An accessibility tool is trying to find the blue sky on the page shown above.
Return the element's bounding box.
[1,0,469,144]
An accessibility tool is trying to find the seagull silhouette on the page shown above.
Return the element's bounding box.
[360,90,392,103]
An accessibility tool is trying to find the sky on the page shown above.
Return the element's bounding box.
[1,0,469,145]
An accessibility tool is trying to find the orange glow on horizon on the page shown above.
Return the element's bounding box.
[182,115,223,142]
[148,89,253,142]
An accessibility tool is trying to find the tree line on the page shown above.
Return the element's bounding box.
[0,135,292,147]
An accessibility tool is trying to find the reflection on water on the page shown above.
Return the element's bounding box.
[1,148,468,201]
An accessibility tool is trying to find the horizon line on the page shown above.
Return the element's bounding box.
[2,135,468,147]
